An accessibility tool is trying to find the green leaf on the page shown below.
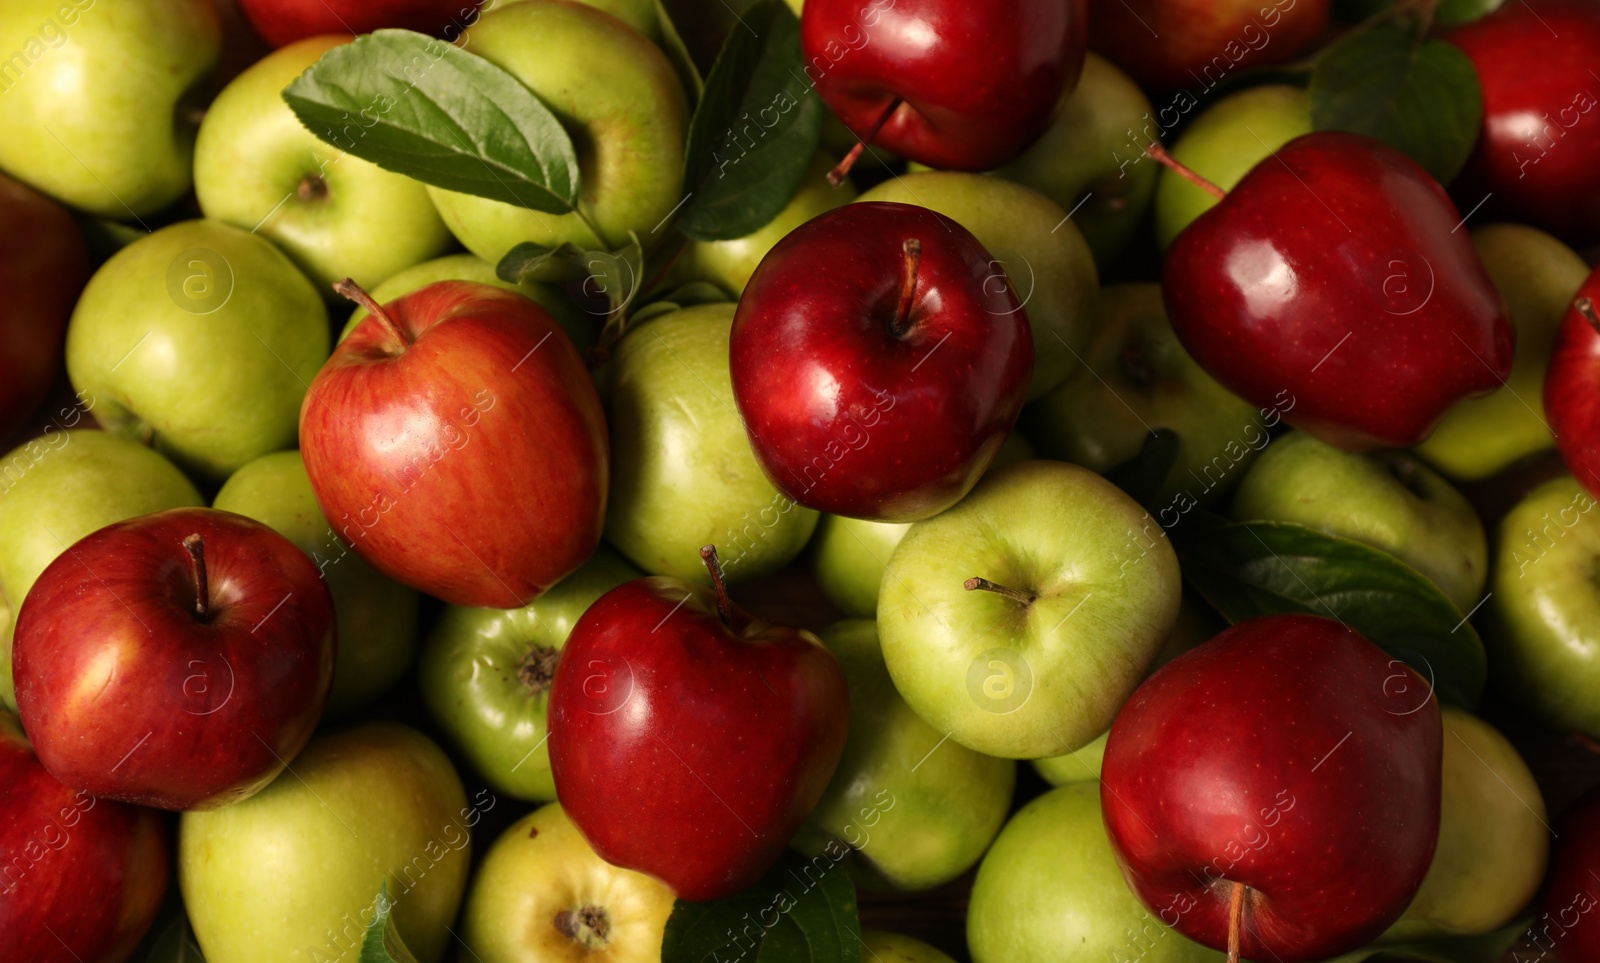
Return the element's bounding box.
[1102,429,1180,509]
[1173,517,1486,709]
[359,883,419,963]
[1436,0,1506,27]
[282,29,580,213]
[679,1,825,241]
[654,0,706,99]
[1309,21,1484,184]
[661,850,860,963]
[497,235,644,318]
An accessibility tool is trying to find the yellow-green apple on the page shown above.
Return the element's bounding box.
[0,173,88,440]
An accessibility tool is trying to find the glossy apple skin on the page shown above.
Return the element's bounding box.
[300,280,607,608]
[800,0,1086,171]
[1449,0,1600,244]
[1102,614,1442,962]
[1164,131,1513,451]
[14,508,336,811]
[0,174,87,440]
[1546,266,1600,498]
[548,577,849,900]
[238,0,481,47]
[1544,787,1600,963]
[1090,0,1331,93]
[730,202,1032,522]
[0,711,169,963]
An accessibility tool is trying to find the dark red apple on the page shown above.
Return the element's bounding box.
[1542,786,1600,962]
[1090,0,1331,94]
[299,280,607,608]
[801,0,1086,174]
[548,546,849,900]
[729,202,1032,522]
[13,507,335,811]
[237,0,483,47]
[1101,614,1442,962]
[1545,266,1600,497]
[1449,0,1600,244]
[1162,131,1514,451]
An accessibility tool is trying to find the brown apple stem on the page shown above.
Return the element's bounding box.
[1227,881,1246,963]
[699,544,734,627]
[890,238,923,337]
[1575,296,1600,334]
[183,534,209,618]
[828,97,902,188]
[1143,141,1226,200]
[332,278,410,350]
[963,577,1035,605]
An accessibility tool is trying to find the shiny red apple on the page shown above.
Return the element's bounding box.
[1101,614,1442,962]
[237,0,482,47]
[1090,0,1331,93]
[299,280,607,608]
[729,202,1032,522]
[13,507,335,811]
[548,546,849,900]
[1162,131,1513,451]
[1545,266,1600,497]
[1542,786,1600,962]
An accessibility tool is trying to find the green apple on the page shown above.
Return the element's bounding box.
[879,460,1181,759]
[66,219,329,481]
[1230,431,1487,612]
[967,782,1222,963]
[605,303,819,584]
[500,0,663,39]
[459,801,675,962]
[180,723,474,963]
[0,0,220,217]
[1416,224,1589,481]
[1031,730,1107,787]
[1154,85,1312,248]
[857,172,1099,400]
[418,546,641,802]
[1022,282,1263,504]
[1484,474,1600,735]
[1384,709,1547,942]
[0,428,202,708]
[427,0,688,272]
[194,36,453,292]
[213,450,420,717]
[860,931,956,963]
[794,620,1014,891]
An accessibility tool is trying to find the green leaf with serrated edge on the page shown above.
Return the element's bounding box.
[283,29,580,213]
[496,242,590,285]
[1436,0,1505,26]
[1172,516,1486,708]
[357,882,420,963]
[1309,21,1484,184]
[679,2,824,241]
[661,851,859,963]
[1103,429,1181,509]
[654,0,706,99]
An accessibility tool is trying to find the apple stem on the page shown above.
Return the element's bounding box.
[333,278,410,351]
[1576,296,1600,334]
[828,97,902,188]
[1143,141,1227,200]
[1227,880,1246,963]
[183,534,209,618]
[890,239,923,338]
[699,544,735,627]
[963,577,1035,605]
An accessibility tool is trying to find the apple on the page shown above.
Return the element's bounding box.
[878,460,1181,759]
[548,547,849,900]
[0,172,88,440]
[0,709,170,963]
[300,279,607,608]
[861,932,958,963]
[66,219,330,481]
[1090,0,1331,93]
[1417,224,1588,480]
[14,507,336,810]
[0,429,203,709]
[1101,614,1442,962]
[418,545,640,802]
[213,449,420,717]
[1542,786,1600,962]
[238,0,483,47]
[1546,265,1600,497]
[1229,431,1487,613]
[194,35,453,292]
[731,202,1033,522]
[856,171,1099,400]
[606,303,819,584]
[179,723,474,963]
[458,801,675,962]
[426,0,689,271]
[0,0,220,217]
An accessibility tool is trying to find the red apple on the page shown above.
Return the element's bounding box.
[299,280,607,608]
[13,507,335,811]
[1542,786,1600,962]
[801,0,1086,174]
[236,0,482,47]
[1090,0,1331,94]
[729,202,1032,522]
[0,710,169,963]
[1162,131,1513,451]
[548,546,849,900]
[1545,266,1600,497]
[1101,614,1442,962]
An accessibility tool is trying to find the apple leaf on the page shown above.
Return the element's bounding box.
[1435,0,1506,26]
[357,883,419,963]
[679,1,825,241]
[1172,517,1486,709]
[654,0,707,99]
[1308,20,1483,184]
[282,29,580,214]
[661,851,860,963]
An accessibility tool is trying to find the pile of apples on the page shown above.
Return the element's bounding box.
[8,0,1600,961]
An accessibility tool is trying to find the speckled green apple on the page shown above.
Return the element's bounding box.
[66,220,329,481]
[0,429,200,708]
[878,461,1181,759]
[213,450,420,717]
[605,303,818,584]
[1230,431,1487,612]
[179,723,473,963]
[194,36,452,291]
[0,0,220,217]
[419,546,640,801]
